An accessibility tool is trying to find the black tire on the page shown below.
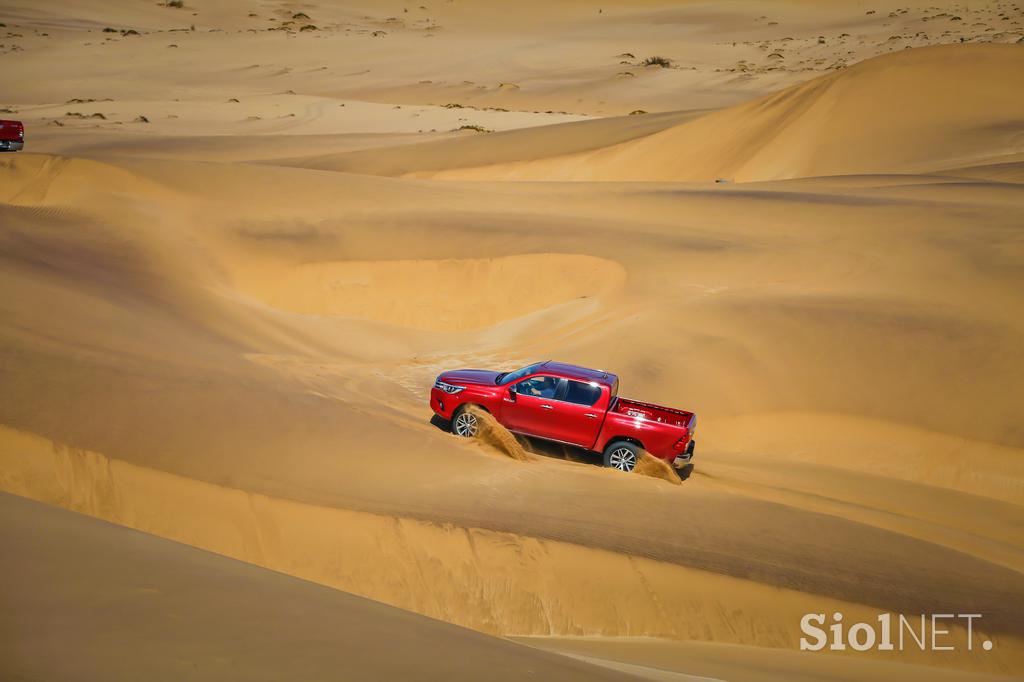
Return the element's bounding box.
[603,440,640,472]
[450,406,479,438]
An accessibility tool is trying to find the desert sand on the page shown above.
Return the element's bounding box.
[0,491,640,681]
[1,0,1023,680]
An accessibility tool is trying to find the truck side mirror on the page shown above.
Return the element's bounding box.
[507,386,517,401]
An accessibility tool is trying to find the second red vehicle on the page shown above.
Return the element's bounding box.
[430,361,696,474]
[0,120,25,152]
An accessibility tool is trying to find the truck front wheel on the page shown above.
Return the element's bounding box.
[603,441,639,472]
[451,406,479,437]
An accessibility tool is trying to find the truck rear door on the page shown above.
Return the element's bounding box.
[547,379,608,448]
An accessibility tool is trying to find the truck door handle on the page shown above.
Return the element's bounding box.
[585,413,597,418]
[540,404,553,410]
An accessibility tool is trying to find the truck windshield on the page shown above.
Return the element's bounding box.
[496,362,544,385]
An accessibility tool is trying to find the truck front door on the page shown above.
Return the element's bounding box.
[502,375,564,440]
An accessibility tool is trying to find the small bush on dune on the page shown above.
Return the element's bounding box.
[165,0,184,8]
[642,55,672,67]
[454,124,490,132]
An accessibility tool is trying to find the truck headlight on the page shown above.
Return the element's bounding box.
[434,380,466,394]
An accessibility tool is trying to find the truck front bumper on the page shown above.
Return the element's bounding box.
[673,440,695,468]
[429,387,457,420]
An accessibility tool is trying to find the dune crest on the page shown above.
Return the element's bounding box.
[425,45,1024,182]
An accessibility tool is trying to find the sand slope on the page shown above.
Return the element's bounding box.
[516,637,1022,682]
[1,150,1022,675]
[0,492,639,682]
[422,45,1024,181]
[1,1,1023,679]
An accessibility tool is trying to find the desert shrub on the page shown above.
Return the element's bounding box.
[641,55,672,67]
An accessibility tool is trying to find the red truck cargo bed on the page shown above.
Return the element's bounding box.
[613,397,694,428]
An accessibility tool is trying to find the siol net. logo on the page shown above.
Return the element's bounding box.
[800,612,993,652]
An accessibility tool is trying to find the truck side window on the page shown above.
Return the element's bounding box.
[564,380,602,407]
[515,376,559,399]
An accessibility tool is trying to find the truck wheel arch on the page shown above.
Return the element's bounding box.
[451,403,490,422]
[600,436,644,453]
[451,403,489,438]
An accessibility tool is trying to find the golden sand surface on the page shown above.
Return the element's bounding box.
[1,1,1022,679]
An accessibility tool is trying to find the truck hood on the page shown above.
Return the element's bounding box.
[439,369,500,386]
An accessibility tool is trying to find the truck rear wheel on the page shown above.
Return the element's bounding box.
[603,441,639,472]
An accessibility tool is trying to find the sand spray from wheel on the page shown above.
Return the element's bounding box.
[465,405,681,484]
[465,405,532,461]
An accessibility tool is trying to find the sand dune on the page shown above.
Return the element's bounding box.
[419,45,1024,181]
[1,0,1023,679]
[0,492,638,682]
[229,253,626,331]
[516,637,1020,682]
[2,145,1022,675]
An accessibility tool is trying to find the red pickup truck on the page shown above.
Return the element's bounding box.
[430,361,696,473]
[0,120,25,152]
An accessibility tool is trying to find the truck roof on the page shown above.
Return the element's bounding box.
[540,361,618,386]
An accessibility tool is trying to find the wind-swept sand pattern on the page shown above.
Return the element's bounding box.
[1,0,1023,680]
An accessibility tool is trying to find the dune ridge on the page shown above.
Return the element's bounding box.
[416,45,1024,182]
[3,425,1019,674]
[1,492,646,682]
